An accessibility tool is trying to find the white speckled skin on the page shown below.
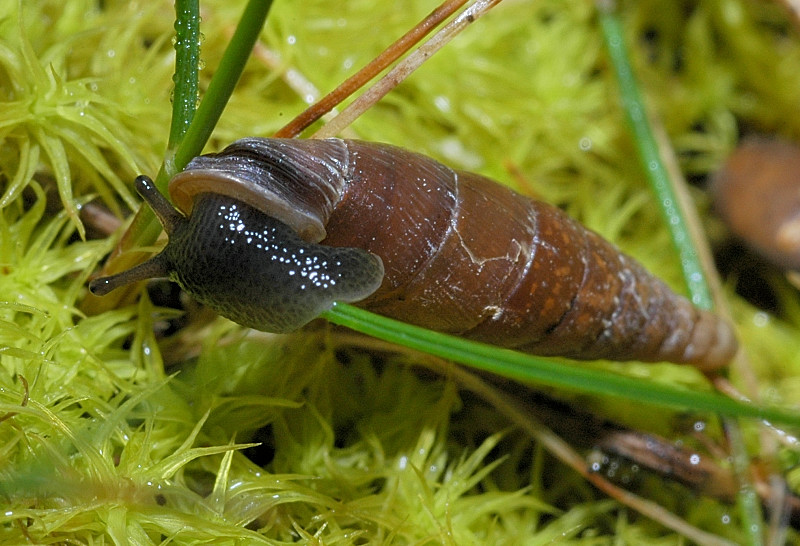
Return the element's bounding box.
[167,193,384,332]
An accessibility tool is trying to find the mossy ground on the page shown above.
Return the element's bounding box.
[1,0,800,543]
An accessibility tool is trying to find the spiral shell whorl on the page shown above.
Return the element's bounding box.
[170,138,351,242]
[317,140,737,369]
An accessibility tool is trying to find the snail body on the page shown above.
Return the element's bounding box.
[90,175,383,333]
[90,138,737,369]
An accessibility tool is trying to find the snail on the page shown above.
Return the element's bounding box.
[90,138,737,370]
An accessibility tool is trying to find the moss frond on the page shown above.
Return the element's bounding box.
[3,0,800,543]
[0,1,174,233]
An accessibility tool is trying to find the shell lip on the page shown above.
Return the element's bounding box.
[168,168,327,242]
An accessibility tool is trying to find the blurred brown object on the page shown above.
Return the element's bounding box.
[711,137,800,271]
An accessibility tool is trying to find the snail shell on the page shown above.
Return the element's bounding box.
[90,138,737,369]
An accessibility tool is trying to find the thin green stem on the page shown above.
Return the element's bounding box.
[323,303,800,427]
[600,5,762,543]
[171,0,274,175]
[727,420,765,546]
[168,0,201,150]
[89,0,274,312]
[598,6,713,310]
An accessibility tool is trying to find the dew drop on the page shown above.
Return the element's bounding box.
[434,95,451,113]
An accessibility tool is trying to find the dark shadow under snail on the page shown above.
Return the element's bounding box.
[90,137,737,370]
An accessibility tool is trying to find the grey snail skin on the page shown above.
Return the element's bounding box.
[89,138,738,370]
[89,175,384,333]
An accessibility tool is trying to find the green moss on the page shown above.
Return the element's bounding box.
[2,0,800,543]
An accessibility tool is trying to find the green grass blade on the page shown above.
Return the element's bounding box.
[597,6,767,543]
[598,6,712,310]
[172,0,274,173]
[168,0,201,150]
[323,302,800,427]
